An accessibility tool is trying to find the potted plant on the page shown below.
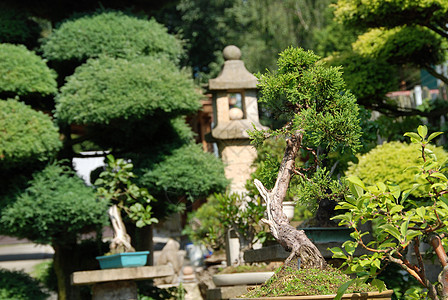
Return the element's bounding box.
[242,47,394,298]
[94,155,158,269]
[331,126,448,300]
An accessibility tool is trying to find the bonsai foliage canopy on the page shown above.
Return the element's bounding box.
[251,47,361,269]
[41,11,183,62]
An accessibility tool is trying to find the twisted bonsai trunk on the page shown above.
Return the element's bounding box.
[108,205,135,253]
[254,131,326,269]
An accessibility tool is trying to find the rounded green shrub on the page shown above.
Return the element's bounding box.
[0,268,49,300]
[55,55,201,125]
[0,99,61,170]
[138,143,229,201]
[346,141,448,197]
[41,11,183,62]
[0,163,108,244]
[0,44,57,97]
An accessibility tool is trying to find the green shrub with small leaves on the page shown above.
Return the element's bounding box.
[332,126,448,300]
[0,269,49,300]
[1,163,108,244]
[55,55,201,125]
[138,143,229,202]
[41,11,183,62]
[0,99,61,171]
[346,140,448,198]
[0,44,57,97]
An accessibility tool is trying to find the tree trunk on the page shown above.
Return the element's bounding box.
[255,131,326,269]
[53,243,80,300]
[109,205,135,253]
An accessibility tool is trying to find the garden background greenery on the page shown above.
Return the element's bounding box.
[0,0,447,299]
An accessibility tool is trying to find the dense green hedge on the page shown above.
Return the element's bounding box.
[346,141,448,197]
[0,44,57,96]
[138,143,229,201]
[1,163,108,244]
[55,55,201,125]
[0,99,61,170]
[0,269,49,300]
[41,11,183,62]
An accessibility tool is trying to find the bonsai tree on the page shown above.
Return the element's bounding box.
[332,125,448,299]
[95,155,158,254]
[249,47,361,269]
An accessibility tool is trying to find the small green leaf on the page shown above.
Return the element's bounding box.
[335,279,355,300]
[417,125,427,138]
[427,131,443,142]
[430,172,447,181]
[404,132,421,142]
[371,279,386,292]
[347,176,366,190]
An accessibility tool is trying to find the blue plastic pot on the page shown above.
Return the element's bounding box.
[96,251,150,269]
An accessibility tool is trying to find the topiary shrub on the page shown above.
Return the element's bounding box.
[0,44,57,97]
[0,163,108,244]
[138,143,229,202]
[41,11,183,62]
[346,141,448,197]
[55,55,201,125]
[0,99,61,171]
[0,268,49,300]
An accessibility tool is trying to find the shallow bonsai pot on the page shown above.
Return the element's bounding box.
[213,272,275,287]
[96,251,150,269]
[230,289,394,299]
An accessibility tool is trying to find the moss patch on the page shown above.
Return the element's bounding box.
[240,266,377,298]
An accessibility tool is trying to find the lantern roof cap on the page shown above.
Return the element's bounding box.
[208,45,258,90]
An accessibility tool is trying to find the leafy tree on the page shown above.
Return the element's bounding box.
[250,47,361,269]
[1,9,227,300]
[332,126,448,299]
[332,0,448,116]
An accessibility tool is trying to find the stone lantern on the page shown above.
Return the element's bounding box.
[209,45,267,193]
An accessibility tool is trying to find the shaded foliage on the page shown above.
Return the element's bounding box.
[0,269,49,300]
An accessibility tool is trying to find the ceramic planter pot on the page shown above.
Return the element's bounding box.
[283,202,295,221]
[96,251,150,269]
[230,289,394,299]
[213,272,275,287]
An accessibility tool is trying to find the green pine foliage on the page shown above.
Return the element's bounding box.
[1,163,108,244]
[346,141,448,197]
[41,11,183,62]
[0,269,49,300]
[55,55,201,125]
[138,143,229,202]
[0,44,57,97]
[255,47,361,151]
[0,99,61,171]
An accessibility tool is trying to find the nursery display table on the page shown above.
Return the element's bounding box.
[71,265,174,300]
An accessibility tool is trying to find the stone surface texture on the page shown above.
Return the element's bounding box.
[71,265,174,285]
[91,281,137,300]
